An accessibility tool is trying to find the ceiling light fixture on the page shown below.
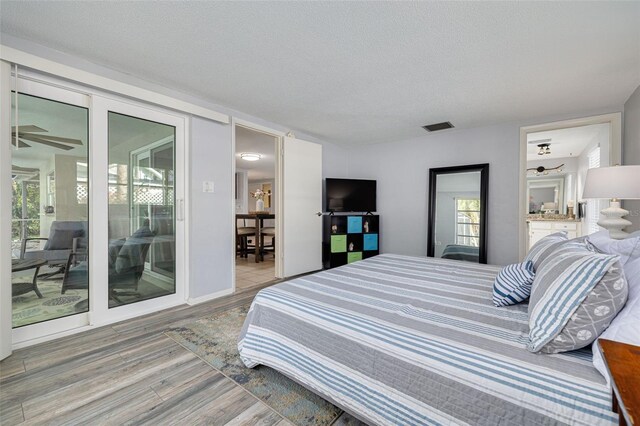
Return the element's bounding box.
[537,143,551,156]
[527,163,565,176]
[240,152,261,161]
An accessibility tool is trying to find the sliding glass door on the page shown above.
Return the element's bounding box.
[7,71,186,345]
[10,79,90,331]
[107,112,177,308]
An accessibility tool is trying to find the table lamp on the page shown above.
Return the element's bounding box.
[582,165,640,239]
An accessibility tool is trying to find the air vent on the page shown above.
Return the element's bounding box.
[422,121,454,132]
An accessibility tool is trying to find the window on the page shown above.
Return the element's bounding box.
[586,146,601,234]
[455,198,481,247]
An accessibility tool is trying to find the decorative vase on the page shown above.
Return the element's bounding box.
[256,199,264,211]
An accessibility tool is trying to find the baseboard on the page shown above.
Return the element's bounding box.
[187,288,234,306]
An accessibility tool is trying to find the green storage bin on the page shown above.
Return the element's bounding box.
[331,235,347,253]
[347,252,363,263]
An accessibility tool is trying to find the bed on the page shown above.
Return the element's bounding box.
[238,254,618,426]
[441,244,480,262]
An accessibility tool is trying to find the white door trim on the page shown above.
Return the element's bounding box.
[0,45,229,124]
[230,118,285,291]
[0,61,13,360]
[518,112,622,260]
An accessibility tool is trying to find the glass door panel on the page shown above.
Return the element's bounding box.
[107,112,176,308]
[11,91,89,327]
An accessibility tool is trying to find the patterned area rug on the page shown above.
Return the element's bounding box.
[12,278,87,328]
[165,305,345,426]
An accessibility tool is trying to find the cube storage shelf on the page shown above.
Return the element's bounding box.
[323,214,379,269]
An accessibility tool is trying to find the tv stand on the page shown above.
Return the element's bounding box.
[323,214,379,269]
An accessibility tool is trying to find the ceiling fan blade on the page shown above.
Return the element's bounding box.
[11,139,31,148]
[11,125,48,133]
[12,165,39,173]
[26,134,83,145]
[26,138,74,151]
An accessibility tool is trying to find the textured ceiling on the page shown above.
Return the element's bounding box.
[1,2,639,146]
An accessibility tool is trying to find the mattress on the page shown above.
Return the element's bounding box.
[238,254,617,426]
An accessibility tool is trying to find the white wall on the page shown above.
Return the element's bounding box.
[623,85,640,231]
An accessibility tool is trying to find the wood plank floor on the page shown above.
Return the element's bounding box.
[0,283,357,426]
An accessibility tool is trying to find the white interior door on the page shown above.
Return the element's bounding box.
[281,136,322,277]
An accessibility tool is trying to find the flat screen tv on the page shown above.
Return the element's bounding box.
[325,178,377,213]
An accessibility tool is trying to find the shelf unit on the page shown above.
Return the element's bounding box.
[323,214,379,269]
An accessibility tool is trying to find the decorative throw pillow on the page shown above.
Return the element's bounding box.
[115,226,154,274]
[540,261,627,354]
[527,246,623,353]
[492,261,535,307]
[44,229,75,250]
[108,238,126,269]
[524,232,568,271]
[44,228,84,250]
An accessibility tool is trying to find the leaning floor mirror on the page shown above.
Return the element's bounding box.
[427,164,489,264]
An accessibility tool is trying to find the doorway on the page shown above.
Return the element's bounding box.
[234,124,279,291]
[518,113,622,258]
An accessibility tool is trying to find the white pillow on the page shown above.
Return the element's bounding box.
[588,231,640,295]
[589,231,640,384]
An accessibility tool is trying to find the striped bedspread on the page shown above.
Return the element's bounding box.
[238,254,617,426]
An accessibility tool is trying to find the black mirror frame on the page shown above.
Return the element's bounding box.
[427,163,489,264]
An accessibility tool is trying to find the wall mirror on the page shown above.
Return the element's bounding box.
[427,164,489,264]
[526,174,575,214]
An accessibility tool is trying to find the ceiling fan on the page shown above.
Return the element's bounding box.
[11,125,83,151]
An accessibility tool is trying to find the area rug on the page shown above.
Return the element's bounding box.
[164,305,344,426]
[12,278,88,328]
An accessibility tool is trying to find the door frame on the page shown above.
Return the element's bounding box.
[231,117,284,292]
[518,112,622,260]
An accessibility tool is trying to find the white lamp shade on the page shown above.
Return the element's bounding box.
[582,165,640,200]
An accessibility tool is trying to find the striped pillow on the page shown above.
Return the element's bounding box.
[527,249,620,353]
[524,231,568,271]
[492,261,535,307]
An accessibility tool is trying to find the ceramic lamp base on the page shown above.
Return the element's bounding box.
[598,200,631,239]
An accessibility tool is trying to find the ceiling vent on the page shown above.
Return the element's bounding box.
[422,121,454,132]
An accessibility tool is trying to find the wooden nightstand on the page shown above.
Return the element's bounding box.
[599,339,640,426]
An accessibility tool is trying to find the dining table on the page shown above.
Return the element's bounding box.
[236,212,275,262]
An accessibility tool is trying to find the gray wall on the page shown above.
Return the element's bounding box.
[624,85,640,231]
[189,118,233,298]
[346,122,520,265]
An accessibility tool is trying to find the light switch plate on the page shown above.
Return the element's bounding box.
[203,181,215,193]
